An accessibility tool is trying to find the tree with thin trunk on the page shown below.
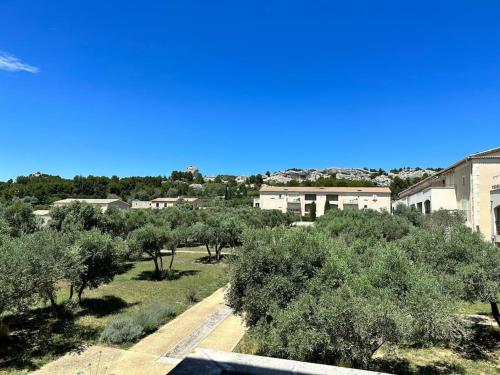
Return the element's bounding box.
[68,230,120,304]
[128,224,169,279]
[190,222,215,262]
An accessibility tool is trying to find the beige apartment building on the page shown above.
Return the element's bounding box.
[254,186,391,217]
[150,197,202,209]
[396,147,500,242]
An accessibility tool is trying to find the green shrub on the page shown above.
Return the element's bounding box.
[185,288,199,303]
[100,316,144,344]
[134,303,175,333]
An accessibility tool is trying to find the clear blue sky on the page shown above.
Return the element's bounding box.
[1,1,499,181]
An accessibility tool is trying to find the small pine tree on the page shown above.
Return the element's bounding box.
[324,200,331,213]
[310,201,316,221]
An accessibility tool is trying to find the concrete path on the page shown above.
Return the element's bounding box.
[32,286,246,375]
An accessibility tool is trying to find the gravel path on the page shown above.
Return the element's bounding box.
[162,305,233,359]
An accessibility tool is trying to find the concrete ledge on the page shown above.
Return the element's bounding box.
[169,348,391,375]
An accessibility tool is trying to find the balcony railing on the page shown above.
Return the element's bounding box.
[496,221,500,236]
[287,197,301,203]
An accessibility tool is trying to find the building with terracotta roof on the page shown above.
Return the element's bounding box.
[396,147,500,242]
[255,186,391,217]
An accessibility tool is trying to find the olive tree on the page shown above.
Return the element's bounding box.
[128,224,169,278]
[68,230,122,303]
[228,227,461,368]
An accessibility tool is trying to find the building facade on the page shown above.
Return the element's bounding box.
[150,197,202,209]
[131,200,152,209]
[254,186,391,217]
[396,147,500,241]
[491,179,500,247]
[53,198,129,211]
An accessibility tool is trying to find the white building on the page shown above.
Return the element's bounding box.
[150,197,202,209]
[53,198,129,211]
[254,186,391,217]
[131,200,152,209]
[186,166,200,178]
[33,209,51,226]
[396,147,500,240]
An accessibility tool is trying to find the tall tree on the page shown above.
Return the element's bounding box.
[69,230,121,303]
[309,201,316,221]
[128,224,168,278]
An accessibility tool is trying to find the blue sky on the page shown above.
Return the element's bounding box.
[1,1,499,180]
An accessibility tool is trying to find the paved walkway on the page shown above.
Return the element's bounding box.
[33,286,246,375]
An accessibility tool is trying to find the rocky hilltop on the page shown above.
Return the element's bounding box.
[263,167,438,187]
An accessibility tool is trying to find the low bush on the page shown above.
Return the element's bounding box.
[185,288,199,303]
[134,303,175,333]
[100,316,144,344]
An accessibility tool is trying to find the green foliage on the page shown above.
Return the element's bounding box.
[185,288,199,303]
[70,230,122,302]
[133,303,176,333]
[128,224,169,277]
[100,316,144,344]
[324,200,331,212]
[49,201,104,233]
[309,201,316,221]
[316,208,412,244]
[0,200,39,237]
[227,210,495,368]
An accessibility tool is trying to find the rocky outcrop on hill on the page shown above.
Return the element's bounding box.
[262,167,437,187]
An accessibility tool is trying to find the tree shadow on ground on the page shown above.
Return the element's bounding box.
[77,295,137,318]
[453,319,500,361]
[372,357,466,375]
[133,269,200,281]
[115,261,134,275]
[0,306,100,373]
[195,254,232,264]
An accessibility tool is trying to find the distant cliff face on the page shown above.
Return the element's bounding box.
[262,167,437,186]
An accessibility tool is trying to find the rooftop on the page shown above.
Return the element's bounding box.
[53,198,125,204]
[151,197,200,203]
[260,186,391,194]
[399,146,500,198]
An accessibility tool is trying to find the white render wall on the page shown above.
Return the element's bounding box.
[395,187,457,213]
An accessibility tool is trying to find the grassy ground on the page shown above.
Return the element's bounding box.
[0,250,228,375]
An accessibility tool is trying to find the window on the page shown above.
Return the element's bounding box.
[305,194,316,201]
[156,203,159,208]
[326,194,339,201]
[255,203,260,208]
[462,176,465,186]
[363,205,368,209]
[305,203,312,212]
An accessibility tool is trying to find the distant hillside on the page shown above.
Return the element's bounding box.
[0,166,442,206]
[262,167,440,187]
